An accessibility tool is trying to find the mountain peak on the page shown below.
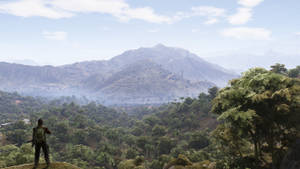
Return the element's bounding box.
[151,44,189,55]
[110,44,237,86]
[153,43,167,49]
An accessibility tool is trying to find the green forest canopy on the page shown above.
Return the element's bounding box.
[0,64,299,169]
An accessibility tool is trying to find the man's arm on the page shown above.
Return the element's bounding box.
[44,127,51,134]
[32,128,36,147]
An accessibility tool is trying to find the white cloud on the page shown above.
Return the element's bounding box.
[191,6,225,17]
[221,27,271,40]
[238,0,264,8]
[42,31,67,40]
[0,0,171,23]
[0,1,226,24]
[296,32,300,36]
[191,6,225,25]
[50,0,128,14]
[227,0,264,25]
[0,0,73,19]
[228,8,252,25]
[172,6,225,24]
[204,18,218,25]
[51,0,172,23]
[121,7,171,23]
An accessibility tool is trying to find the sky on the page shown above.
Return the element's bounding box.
[0,0,299,70]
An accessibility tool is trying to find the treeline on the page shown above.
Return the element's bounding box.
[0,64,299,169]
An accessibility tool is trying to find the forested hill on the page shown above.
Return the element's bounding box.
[0,91,45,124]
[0,44,237,105]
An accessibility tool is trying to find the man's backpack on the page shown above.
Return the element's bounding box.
[35,127,46,143]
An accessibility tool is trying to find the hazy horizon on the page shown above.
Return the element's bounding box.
[1,43,298,74]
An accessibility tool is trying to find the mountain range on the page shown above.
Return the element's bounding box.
[0,44,237,105]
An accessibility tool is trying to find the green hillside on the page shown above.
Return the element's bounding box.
[2,162,81,169]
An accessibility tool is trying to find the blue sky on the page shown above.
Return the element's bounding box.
[0,0,299,69]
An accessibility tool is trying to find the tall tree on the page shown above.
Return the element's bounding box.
[208,86,219,100]
[288,66,300,78]
[270,63,288,75]
[212,68,300,169]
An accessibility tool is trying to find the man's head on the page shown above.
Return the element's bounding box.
[38,118,43,126]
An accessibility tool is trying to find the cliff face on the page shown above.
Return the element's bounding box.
[2,162,81,169]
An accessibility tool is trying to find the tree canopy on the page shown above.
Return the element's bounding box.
[212,67,300,169]
[0,65,299,169]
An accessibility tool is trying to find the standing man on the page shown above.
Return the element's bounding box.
[32,118,51,169]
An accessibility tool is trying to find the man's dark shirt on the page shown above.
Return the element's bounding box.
[32,126,51,145]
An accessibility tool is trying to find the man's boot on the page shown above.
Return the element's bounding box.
[45,160,50,168]
[32,163,38,169]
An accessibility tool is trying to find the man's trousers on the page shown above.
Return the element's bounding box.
[34,142,50,165]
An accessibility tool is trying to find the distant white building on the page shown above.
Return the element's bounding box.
[0,123,11,127]
[0,118,30,128]
[23,119,30,124]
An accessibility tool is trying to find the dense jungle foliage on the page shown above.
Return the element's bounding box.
[0,64,299,169]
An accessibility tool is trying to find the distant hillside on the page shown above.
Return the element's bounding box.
[86,60,214,104]
[108,44,236,86]
[3,162,81,169]
[0,44,237,105]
